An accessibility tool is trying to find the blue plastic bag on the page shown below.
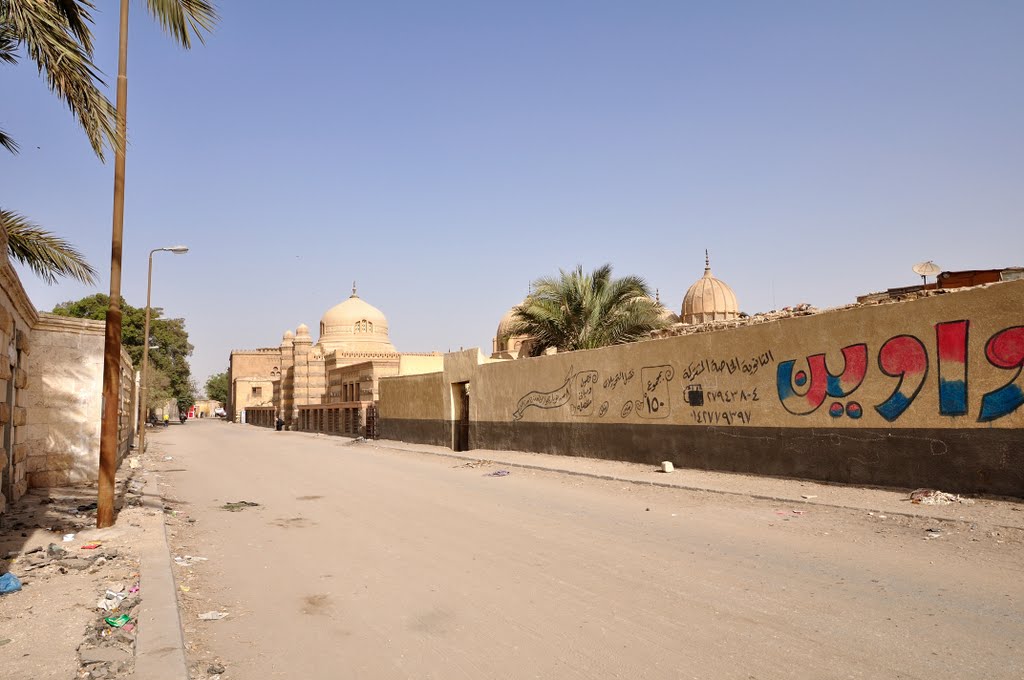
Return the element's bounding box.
[0,572,22,594]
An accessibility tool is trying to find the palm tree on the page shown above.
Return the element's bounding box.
[0,0,216,283]
[509,264,670,355]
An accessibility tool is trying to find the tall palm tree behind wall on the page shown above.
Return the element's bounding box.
[509,264,670,355]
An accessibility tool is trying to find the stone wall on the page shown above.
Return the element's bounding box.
[379,280,1024,496]
[22,314,134,488]
[0,248,39,513]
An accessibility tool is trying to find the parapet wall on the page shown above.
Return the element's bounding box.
[379,280,1024,496]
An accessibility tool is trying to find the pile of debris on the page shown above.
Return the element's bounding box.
[77,578,141,679]
[652,303,819,339]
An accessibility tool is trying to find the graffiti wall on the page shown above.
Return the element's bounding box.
[379,281,1024,495]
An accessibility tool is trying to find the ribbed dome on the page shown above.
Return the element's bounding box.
[681,254,739,325]
[317,285,396,354]
[493,304,531,358]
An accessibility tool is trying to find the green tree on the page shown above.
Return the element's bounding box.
[1,0,216,283]
[509,264,670,355]
[205,370,228,404]
[53,293,195,405]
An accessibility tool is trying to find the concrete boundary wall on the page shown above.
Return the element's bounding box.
[379,280,1024,496]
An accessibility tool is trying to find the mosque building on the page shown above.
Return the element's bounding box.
[227,284,442,433]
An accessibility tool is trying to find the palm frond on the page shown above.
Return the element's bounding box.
[1,209,98,285]
[0,22,19,63]
[0,126,18,153]
[2,0,117,159]
[146,0,217,49]
[49,0,95,52]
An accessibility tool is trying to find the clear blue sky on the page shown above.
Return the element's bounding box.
[2,1,1022,392]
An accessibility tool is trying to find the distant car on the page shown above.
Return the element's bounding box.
[214,407,226,417]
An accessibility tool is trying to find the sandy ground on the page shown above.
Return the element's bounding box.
[0,473,151,680]
[160,420,1024,680]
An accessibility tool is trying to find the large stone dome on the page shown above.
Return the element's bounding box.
[317,284,397,354]
[681,253,740,324]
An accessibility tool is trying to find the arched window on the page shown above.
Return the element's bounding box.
[367,321,373,333]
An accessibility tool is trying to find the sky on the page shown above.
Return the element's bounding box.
[2,1,1022,393]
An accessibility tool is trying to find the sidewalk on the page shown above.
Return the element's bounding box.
[0,430,186,680]
[358,438,1024,531]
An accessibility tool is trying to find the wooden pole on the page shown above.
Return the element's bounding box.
[97,0,130,529]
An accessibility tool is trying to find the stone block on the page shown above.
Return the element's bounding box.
[47,452,75,471]
[0,357,9,382]
[28,470,53,488]
[15,329,30,353]
[13,442,29,463]
[14,367,28,389]
[14,478,27,499]
[0,305,12,333]
[0,492,5,514]
[25,453,47,473]
[0,402,9,424]
[13,406,27,426]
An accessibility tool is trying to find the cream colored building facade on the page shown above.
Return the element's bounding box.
[228,286,442,435]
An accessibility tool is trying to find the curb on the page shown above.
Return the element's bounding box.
[360,440,1024,532]
[133,474,188,680]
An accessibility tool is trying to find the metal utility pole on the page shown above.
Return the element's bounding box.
[138,246,189,456]
[97,0,131,529]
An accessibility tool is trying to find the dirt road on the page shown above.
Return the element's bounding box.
[155,420,1023,679]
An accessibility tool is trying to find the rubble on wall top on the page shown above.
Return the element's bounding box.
[651,280,1008,340]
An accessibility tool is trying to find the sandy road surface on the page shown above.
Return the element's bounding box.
[154,420,1023,679]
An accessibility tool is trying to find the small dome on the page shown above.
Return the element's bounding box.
[493,303,532,358]
[681,253,739,324]
[296,323,310,336]
[283,330,294,339]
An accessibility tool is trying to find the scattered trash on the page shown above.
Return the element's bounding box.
[180,585,190,592]
[164,456,173,461]
[909,488,974,505]
[660,461,674,473]
[122,623,135,633]
[801,495,817,500]
[453,460,486,469]
[174,555,208,567]
[208,663,227,674]
[0,638,10,646]
[925,528,943,540]
[77,502,98,512]
[129,457,140,469]
[483,470,510,477]
[198,611,229,620]
[63,533,76,542]
[81,543,102,550]
[0,572,22,594]
[792,510,806,515]
[103,614,131,628]
[221,500,260,512]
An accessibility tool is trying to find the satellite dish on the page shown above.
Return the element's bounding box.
[912,261,941,285]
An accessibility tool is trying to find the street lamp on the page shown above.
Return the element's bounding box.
[137,246,189,456]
